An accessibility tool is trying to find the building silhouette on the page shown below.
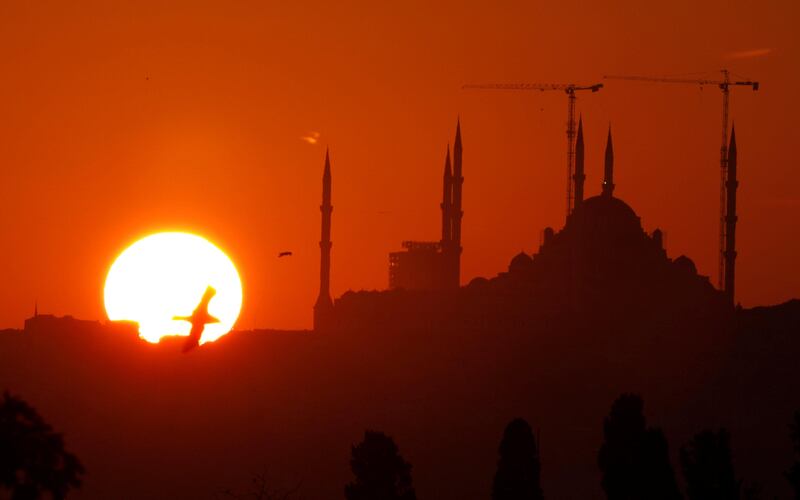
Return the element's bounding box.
[601,126,615,198]
[389,241,447,290]
[388,121,463,291]
[24,312,101,335]
[313,149,334,331]
[724,126,738,304]
[322,120,731,332]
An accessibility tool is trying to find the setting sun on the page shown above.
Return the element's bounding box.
[104,232,243,345]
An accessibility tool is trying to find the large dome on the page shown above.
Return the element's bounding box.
[570,195,643,237]
[580,195,638,220]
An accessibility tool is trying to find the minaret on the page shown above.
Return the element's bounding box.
[314,149,333,331]
[602,126,615,198]
[451,119,464,288]
[573,116,586,209]
[724,125,739,304]
[441,145,453,244]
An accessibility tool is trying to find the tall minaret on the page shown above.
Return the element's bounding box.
[441,145,453,244]
[314,149,333,331]
[573,116,586,209]
[602,126,615,198]
[451,119,464,288]
[724,125,739,304]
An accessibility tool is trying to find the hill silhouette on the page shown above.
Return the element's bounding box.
[1,294,798,498]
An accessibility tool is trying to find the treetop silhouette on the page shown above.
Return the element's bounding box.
[492,418,544,500]
[345,430,415,500]
[598,394,681,500]
[0,391,84,500]
[680,428,740,500]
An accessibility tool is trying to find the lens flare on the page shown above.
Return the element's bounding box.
[104,232,243,344]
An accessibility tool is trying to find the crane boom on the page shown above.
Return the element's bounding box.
[604,70,758,295]
[463,83,603,92]
[463,82,603,220]
[604,74,758,89]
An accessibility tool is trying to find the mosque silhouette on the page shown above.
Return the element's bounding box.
[314,118,736,333]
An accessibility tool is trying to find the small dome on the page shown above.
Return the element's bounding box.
[509,251,533,273]
[467,276,490,291]
[674,255,697,275]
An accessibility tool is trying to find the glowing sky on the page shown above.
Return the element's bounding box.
[0,1,797,329]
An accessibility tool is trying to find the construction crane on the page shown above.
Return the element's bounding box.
[463,82,603,220]
[604,70,758,291]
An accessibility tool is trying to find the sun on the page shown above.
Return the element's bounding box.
[104,232,243,345]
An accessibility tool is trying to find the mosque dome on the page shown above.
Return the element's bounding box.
[467,276,490,292]
[571,195,643,239]
[674,255,698,275]
[580,195,639,223]
[509,251,533,274]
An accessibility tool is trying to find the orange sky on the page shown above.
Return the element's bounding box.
[0,0,797,330]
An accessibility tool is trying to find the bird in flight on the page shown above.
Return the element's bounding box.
[173,285,220,353]
[278,251,293,258]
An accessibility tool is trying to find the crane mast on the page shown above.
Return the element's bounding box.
[463,82,603,221]
[604,70,758,294]
[718,71,730,291]
[566,89,577,219]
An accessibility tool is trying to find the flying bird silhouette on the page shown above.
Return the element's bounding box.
[173,285,220,353]
[278,251,293,257]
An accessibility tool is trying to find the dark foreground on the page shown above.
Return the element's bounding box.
[1,300,799,499]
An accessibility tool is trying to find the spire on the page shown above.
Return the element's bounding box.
[573,116,586,209]
[450,118,464,288]
[454,117,462,156]
[322,147,332,221]
[441,145,453,244]
[453,116,462,193]
[602,125,615,198]
[314,148,334,331]
[723,123,739,304]
[323,148,331,181]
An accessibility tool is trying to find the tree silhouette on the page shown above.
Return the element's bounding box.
[597,394,681,500]
[344,430,415,500]
[786,411,800,499]
[741,482,762,500]
[491,418,544,500]
[680,428,740,500]
[0,391,84,499]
